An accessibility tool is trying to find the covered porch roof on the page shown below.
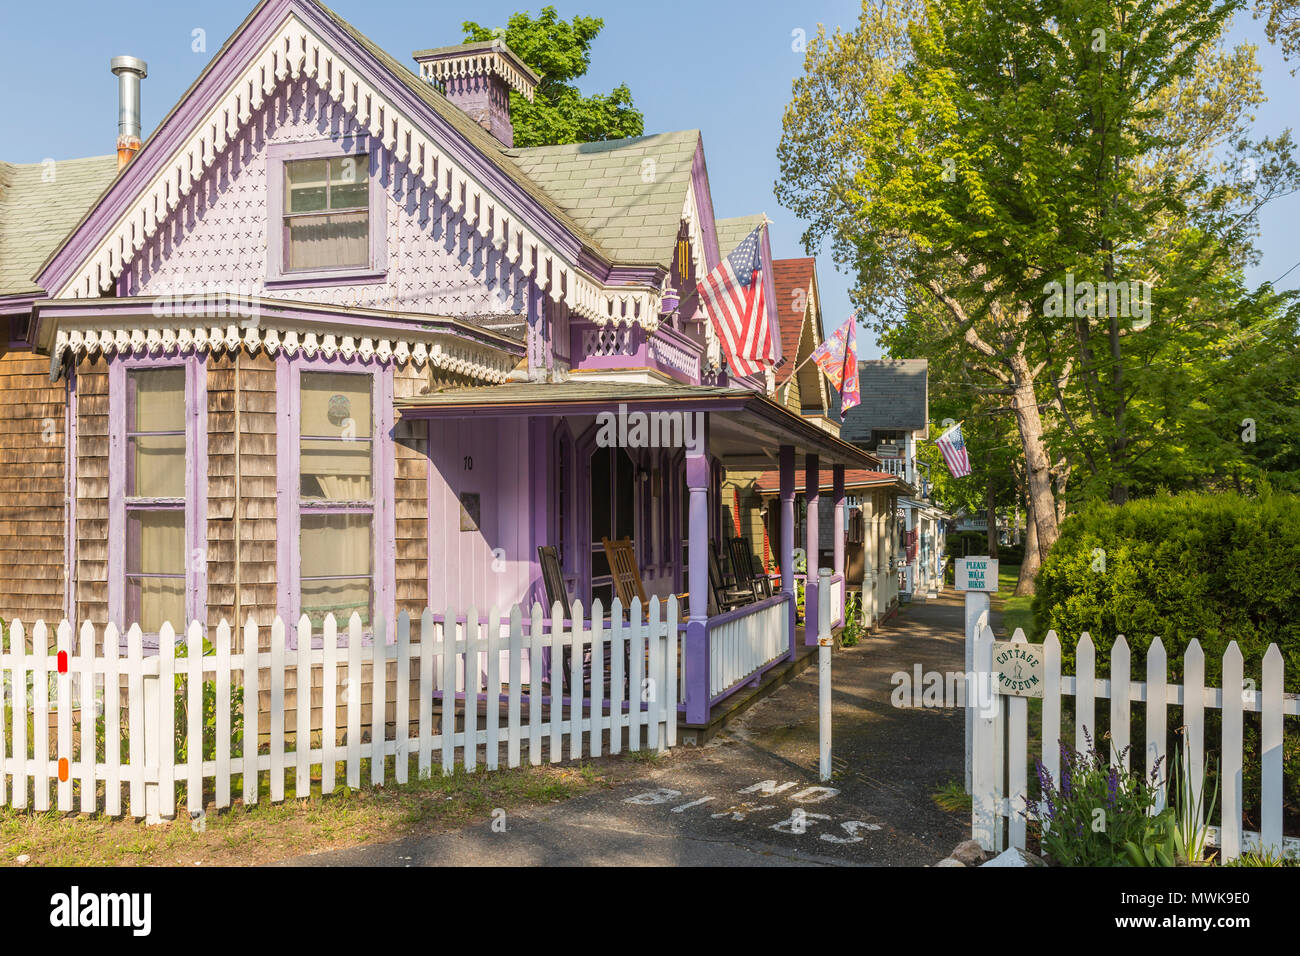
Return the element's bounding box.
[393,379,882,471]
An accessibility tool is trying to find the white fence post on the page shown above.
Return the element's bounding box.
[971,622,999,851]
[818,567,833,784]
[963,590,989,792]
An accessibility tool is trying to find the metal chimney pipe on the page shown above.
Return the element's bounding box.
[110,55,148,168]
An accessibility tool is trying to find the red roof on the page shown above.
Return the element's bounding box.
[753,468,902,495]
[771,258,817,385]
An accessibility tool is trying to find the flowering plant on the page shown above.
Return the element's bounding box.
[1025,727,1163,866]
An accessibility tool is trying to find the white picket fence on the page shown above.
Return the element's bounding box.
[0,597,678,821]
[971,624,1299,862]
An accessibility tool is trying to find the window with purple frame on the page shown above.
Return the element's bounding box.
[299,370,375,630]
[124,367,187,634]
[283,154,369,272]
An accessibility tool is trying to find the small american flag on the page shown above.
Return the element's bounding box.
[698,225,772,377]
[935,422,972,478]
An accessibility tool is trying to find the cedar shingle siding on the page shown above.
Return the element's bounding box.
[0,351,67,624]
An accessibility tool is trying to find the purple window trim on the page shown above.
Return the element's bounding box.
[264,136,388,288]
[276,353,396,647]
[107,352,208,645]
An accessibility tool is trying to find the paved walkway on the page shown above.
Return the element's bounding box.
[282,591,973,867]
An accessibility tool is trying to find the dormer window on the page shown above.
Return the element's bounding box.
[266,138,384,286]
[285,154,369,271]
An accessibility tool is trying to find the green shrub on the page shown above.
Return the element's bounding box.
[1033,491,1300,689]
[1032,490,1300,815]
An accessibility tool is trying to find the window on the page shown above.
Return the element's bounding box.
[588,446,635,608]
[298,371,375,630]
[124,368,187,634]
[283,154,370,272]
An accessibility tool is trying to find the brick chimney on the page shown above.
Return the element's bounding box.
[111,55,148,168]
[413,40,538,148]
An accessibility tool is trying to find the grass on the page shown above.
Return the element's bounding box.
[932,779,972,814]
[0,751,657,867]
[992,563,1035,639]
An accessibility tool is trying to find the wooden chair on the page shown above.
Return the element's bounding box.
[537,546,572,621]
[709,546,753,615]
[602,537,648,611]
[537,545,581,693]
[729,535,773,600]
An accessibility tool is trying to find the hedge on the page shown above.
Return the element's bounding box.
[1032,491,1300,816]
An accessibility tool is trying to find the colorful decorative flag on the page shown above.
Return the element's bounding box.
[808,315,861,413]
[698,224,772,377]
[935,422,972,478]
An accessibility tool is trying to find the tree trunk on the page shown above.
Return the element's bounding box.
[1015,492,1040,596]
[1007,350,1059,565]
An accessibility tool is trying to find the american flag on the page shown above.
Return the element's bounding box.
[698,225,772,378]
[935,422,972,478]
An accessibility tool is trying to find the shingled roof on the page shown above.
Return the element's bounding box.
[506,130,700,267]
[0,155,117,296]
[837,359,930,442]
[771,257,816,386]
[715,214,767,256]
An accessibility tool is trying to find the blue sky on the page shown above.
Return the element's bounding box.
[3,0,1295,357]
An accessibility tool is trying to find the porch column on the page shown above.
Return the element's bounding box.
[805,454,820,645]
[684,424,711,725]
[779,444,796,663]
[832,465,846,579]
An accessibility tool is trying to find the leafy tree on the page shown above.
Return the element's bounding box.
[463,7,644,147]
[1256,0,1300,67]
[777,0,1298,568]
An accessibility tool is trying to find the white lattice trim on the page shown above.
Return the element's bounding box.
[53,12,661,329]
[416,46,537,101]
[53,324,512,383]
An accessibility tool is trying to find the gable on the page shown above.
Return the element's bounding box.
[123,74,530,318]
[38,0,659,327]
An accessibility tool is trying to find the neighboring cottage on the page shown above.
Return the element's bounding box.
[0,0,881,726]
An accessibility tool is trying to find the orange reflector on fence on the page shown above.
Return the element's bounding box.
[58,758,69,782]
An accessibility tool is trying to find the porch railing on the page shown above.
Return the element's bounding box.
[705,593,792,699]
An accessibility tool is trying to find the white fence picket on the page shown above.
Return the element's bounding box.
[216,619,232,810]
[78,621,96,814]
[441,615,456,775]
[465,608,479,772]
[549,602,565,764]
[1007,628,1028,850]
[1261,644,1284,855]
[32,621,49,813]
[126,624,144,818]
[1042,631,1061,798]
[1076,633,1095,753]
[486,608,501,772]
[371,614,387,787]
[418,610,434,779]
[1185,640,1205,833]
[647,597,663,753]
[10,621,27,810]
[395,612,410,784]
[507,607,522,769]
[1146,637,1167,812]
[55,620,72,812]
[589,605,604,759]
[270,617,286,803]
[569,608,583,762]
[346,613,362,790]
[295,615,312,799]
[1110,636,1130,771]
[243,617,260,806]
[322,615,338,795]
[628,599,643,754]
[609,601,625,756]
[527,604,543,767]
[665,596,678,749]
[0,623,7,809]
[970,622,998,849]
[1220,642,1244,862]
[186,620,202,817]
